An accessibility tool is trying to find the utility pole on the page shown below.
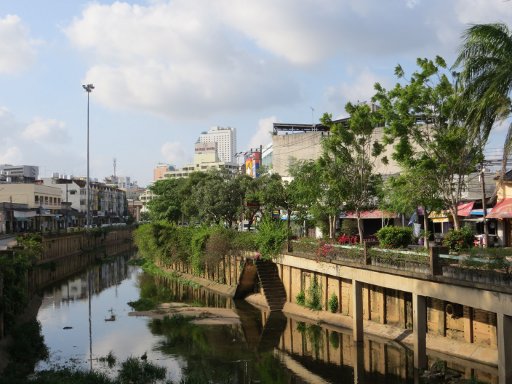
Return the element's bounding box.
[82,84,94,228]
[480,165,489,247]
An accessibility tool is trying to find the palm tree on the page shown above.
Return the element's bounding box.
[454,23,512,175]
[454,23,512,246]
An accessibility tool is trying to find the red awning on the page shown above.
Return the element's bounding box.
[342,210,397,219]
[457,202,474,217]
[486,198,512,219]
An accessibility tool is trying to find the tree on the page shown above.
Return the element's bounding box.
[380,162,443,248]
[373,56,482,229]
[288,160,324,235]
[453,23,512,157]
[237,173,262,231]
[454,23,512,244]
[190,169,243,227]
[259,172,296,250]
[147,178,186,223]
[320,103,384,242]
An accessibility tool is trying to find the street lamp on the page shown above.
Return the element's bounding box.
[82,83,94,228]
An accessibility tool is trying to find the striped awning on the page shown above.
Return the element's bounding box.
[486,199,512,219]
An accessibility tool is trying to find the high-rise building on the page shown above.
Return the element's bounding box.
[198,126,236,164]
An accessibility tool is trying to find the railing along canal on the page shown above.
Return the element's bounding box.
[289,240,512,292]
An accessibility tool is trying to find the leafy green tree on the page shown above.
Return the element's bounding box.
[259,172,297,250]
[320,103,384,242]
[380,163,443,248]
[288,160,324,236]
[373,56,481,229]
[190,169,243,227]
[147,178,186,223]
[236,173,261,230]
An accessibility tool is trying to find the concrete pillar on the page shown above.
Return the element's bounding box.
[497,312,512,383]
[352,339,365,383]
[352,279,363,342]
[413,293,427,370]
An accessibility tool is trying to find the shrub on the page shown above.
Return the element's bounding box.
[190,226,211,273]
[118,357,166,384]
[127,297,156,311]
[255,217,288,260]
[306,275,322,311]
[316,242,335,259]
[296,290,306,306]
[376,226,413,248]
[232,231,258,252]
[204,226,234,265]
[329,331,340,349]
[328,293,339,313]
[443,226,474,253]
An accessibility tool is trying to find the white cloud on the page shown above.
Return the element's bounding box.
[326,68,387,110]
[0,106,19,134]
[0,15,38,74]
[219,0,440,65]
[65,1,299,120]
[0,106,80,176]
[406,0,420,9]
[247,116,276,149]
[0,144,22,164]
[161,141,191,166]
[65,1,494,122]
[22,117,70,143]
[454,0,512,24]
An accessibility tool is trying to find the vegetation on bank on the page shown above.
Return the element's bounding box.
[0,234,42,334]
[133,221,288,272]
[0,320,48,384]
[3,356,170,384]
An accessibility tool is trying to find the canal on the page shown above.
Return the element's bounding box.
[35,253,497,383]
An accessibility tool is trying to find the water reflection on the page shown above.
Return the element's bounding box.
[36,257,498,383]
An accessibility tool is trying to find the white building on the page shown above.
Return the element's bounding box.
[198,126,236,164]
[0,164,39,183]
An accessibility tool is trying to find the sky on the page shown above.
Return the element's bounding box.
[0,0,510,187]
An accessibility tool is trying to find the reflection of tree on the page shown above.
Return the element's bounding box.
[148,316,210,355]
[138,273,173,303]
[296,322,324,359]
[254,351,291,384]
[148,315,252,383]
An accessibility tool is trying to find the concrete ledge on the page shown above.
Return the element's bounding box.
[172,271,237,297]
[280,301,498,370]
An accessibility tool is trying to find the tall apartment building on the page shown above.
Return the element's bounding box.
[198,126,236,164]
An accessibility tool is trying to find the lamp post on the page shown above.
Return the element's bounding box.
[82,84,94,228]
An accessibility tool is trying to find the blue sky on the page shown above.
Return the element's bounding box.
[0,0,510,187]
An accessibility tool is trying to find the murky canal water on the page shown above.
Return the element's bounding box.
[35,254,497,383]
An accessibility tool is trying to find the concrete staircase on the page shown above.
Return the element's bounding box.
[255,260,287,312]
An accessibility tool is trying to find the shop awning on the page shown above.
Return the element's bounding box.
[486,198,512,219]
[428,202,475,223]
[341,210,398,219]
[457,202,474,216]
[469,208,492,216]
[428,211,450,223]
[13,210,37,219]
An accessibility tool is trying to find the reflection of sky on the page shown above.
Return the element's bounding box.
[36,266,183,382]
